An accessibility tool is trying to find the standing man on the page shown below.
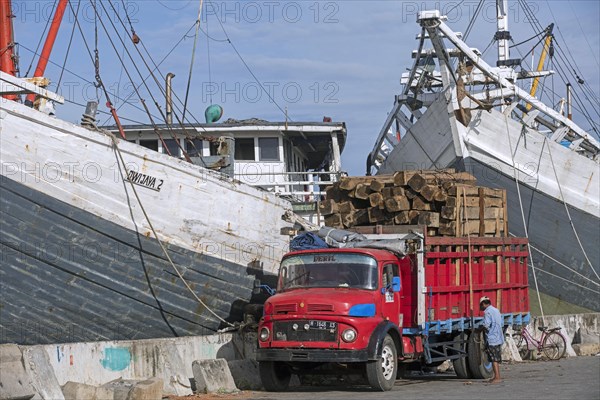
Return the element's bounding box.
[480,296,504,383]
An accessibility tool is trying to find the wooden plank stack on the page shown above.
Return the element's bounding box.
[321,169,508,237]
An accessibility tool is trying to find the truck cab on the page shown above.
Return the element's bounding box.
[258,248,406,390]
[256,226,530,391]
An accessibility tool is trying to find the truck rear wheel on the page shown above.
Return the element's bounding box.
[452,332,472,379]
[366,334,397,391]
[467,331,494,379]
[259,361,291,391]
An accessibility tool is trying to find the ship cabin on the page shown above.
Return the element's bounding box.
[115,119,347,225]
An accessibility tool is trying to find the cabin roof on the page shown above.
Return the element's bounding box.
[108,120,347,169]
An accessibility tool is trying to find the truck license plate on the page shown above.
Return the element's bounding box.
[309,320,336,330]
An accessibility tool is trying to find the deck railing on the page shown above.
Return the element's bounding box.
[238,170,345,201]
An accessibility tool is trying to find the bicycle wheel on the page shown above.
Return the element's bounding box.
[512,331,531,360]
[542,331,566,360]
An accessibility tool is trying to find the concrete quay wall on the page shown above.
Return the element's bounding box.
[1,313,598,399]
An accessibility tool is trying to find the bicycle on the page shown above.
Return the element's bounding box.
[512,318,567,360]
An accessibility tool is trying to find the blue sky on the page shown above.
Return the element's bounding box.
[11,1,600,175]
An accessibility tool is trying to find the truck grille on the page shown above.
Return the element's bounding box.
[273,321,338,342]
[274,303,298,314]
[307,303,334,312]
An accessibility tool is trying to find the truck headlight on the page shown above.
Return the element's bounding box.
[259,327,270,342]
[341,328,357,343]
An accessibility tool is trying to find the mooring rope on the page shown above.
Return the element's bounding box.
[107,132,234,328]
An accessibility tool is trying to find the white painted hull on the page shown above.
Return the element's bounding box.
[0,98,292,343]
[378,96,600,311]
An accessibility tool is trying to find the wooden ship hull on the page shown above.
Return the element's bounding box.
[0,98,292,344]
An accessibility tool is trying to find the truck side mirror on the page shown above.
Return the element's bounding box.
[392,276,401,292]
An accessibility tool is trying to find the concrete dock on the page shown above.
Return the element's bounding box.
[1,313,599,399]
[179,356,599,400]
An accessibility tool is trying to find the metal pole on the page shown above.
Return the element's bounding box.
[0,0,17,100]
[495,0,510,65]
[166,72,175,124]
[566,83,572,120]
[0,0,16,75]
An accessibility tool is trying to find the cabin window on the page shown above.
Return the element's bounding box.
[235,138,255,160]
[185,139,203,157]
[140,140,158,151]
[209,141,220,156]
[162,139,181,157]
[259,137,280,161]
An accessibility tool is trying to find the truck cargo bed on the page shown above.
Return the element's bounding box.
[351,225,530,332]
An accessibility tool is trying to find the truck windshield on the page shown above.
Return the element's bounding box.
[279,253,378,291]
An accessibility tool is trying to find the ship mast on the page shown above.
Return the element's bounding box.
[496,0,510,66]
[0,0,16,75]
[0,0,17,100]
[527,24,554,110]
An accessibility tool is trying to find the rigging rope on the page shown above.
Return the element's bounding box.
[530,265,600,295]
[518,0,600,136]
[107,131,234,328]
[206,8,213,105]
[463,188,474,318]
[92,1,175,155]
[93,0,101,102]
[547,0,600,72]
[56,0,80,89]
[74,1,233,330]
[500,86,545,324]
[24,0,57,77]
[462,0,483,42]
[208,0,290,120]
[510,234,600,288]
[98,21,198,126]
[103,0,208,156]
[18,41,159,121]
[509,30,546,49]
[182,0,205,123]
[120,0,138,43]
[199,26,229,42]
[544,137,598,280]
[96,0,195,160]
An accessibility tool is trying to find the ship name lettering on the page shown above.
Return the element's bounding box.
[126,170,164,192]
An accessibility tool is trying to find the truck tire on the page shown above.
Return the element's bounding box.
[467,331,493,379]
[366,334,397,391]
[452,332,472,379]
[259,361,291,391]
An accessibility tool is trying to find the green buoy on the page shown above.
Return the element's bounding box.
[205,104,223,123]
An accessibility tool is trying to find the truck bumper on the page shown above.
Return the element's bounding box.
[256,348,371,363]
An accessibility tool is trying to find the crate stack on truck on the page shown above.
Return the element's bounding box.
[256,170,530,392]
[320,169,508,238]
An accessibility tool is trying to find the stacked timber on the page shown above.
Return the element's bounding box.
[321,169,508,237]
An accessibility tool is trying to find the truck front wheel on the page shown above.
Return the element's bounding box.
[366,334,397,391]
[259,361,291,391]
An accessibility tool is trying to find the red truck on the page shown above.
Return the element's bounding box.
[256,226,530,391]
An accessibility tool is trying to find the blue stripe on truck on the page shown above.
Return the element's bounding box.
[348,303,376,317]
